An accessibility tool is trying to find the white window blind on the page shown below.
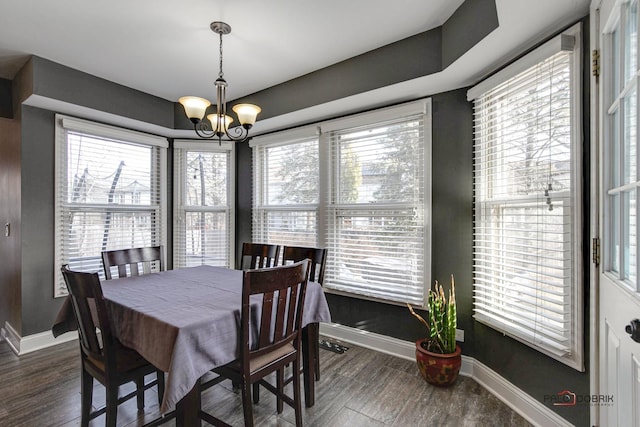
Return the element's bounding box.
[251,100,431,305]
[324,104,429,306]
[54,115,167,297]
[469,27,583,370]
[174,141,235,268]
[252,127,320,250]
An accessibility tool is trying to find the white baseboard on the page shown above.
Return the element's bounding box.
[319,323,573,427]
[2,321,77,356]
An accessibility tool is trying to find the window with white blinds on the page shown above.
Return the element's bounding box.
[252,127,320,251]
[174,141,235,268]
[468,26,583,370]
[54,115,167,297]
[323,104,429,306]
[251,99,431,306]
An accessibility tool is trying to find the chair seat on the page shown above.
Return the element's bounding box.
[250,343,296,373]
[87,342,157,375]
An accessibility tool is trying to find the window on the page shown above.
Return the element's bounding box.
[54,115,167,297]
[605,1,640,289]
[252,127,320,249]
[252,100,431,305]
[174,141,235,268]
[468,25,583,369]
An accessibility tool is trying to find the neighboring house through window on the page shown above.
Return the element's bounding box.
[54,115,167,297]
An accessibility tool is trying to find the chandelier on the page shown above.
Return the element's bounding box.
[179,21,261,143]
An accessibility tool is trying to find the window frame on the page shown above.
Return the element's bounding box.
[54,115,168,297]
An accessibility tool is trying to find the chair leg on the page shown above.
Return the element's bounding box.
[156,370,165,406]
[252,382,260,404]
[292,359,303,427]
[135,377,145,410]
[276,368,284,413]
[313,324,320,381]
[105,384,119,427]
[241,381,254,427]
[80,369,93,427]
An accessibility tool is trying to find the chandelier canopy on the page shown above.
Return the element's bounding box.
[179,21,261,143]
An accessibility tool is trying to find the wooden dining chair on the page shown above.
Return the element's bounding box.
[239,242,280,270]
[282,246,327,383]
[101,245,164,280]
[200,260,310,427]
[61,265,166,427]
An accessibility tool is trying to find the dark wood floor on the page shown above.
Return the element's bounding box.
[0,337,532,426]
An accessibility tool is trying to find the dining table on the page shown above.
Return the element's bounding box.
[52,264,332,426]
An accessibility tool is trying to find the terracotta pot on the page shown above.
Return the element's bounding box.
[414,340,461,386]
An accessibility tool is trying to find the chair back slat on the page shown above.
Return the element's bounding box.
[61,266,115,365]
[282,246,327,284]
[102,246,164,280]
[242,260,309,361]
[241,242,280,270]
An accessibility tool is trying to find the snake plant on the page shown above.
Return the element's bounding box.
[408,274,457,354]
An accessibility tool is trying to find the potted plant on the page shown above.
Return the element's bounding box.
[407,274,461,386]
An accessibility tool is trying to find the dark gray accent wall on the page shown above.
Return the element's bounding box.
[30,57,174,129]
[235,142,253,268]
[179,0,499,127]
[19,106,62,334]
[0,78,12,118]
[10,57,177,336]
[441,0,499,68]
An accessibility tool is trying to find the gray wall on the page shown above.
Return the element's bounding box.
[9,56,176,336]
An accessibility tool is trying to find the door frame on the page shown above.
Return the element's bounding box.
[589,2,602,426]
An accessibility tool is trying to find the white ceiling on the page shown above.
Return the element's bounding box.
[0,0,590,127]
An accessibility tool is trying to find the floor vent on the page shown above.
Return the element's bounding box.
[319,339,349,354]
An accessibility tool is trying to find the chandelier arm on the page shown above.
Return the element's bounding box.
[224,126,250,142]
[193,121,250,143]
[193,122,217,139]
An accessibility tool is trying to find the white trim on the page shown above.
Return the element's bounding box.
[249,125,320,148]
[174,139,234,151]
[320,323,573,427]
[471,358,574,427]
[467,29,577,101]
[58,115,169,148]
[319,98,430,133]
[1,322,78,356]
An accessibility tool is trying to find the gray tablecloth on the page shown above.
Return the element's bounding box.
[52,265,331,413]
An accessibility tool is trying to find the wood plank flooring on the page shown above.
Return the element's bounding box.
[0,337,532,426]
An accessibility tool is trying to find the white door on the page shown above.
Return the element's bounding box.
[596,0,640,425]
